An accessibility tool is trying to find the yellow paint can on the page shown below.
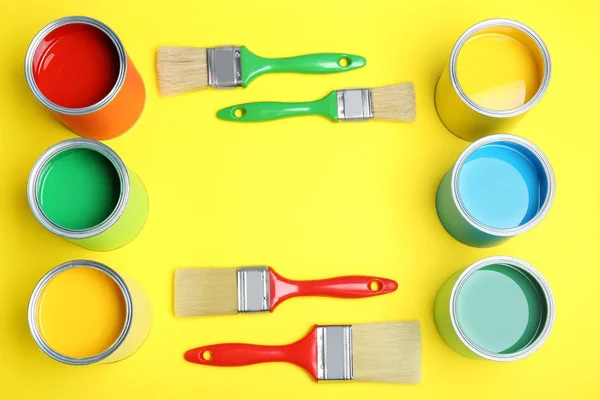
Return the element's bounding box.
[28,260,152,365]
[435,19,551,141]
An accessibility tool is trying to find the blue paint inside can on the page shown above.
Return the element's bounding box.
[457,142,548,229]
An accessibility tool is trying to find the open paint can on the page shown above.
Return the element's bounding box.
[434,256,555,361]
[28,260,152,365]
[435,19,551,141]
[436,134,554,247]
[27,138,149,251]
[25,16,145,140]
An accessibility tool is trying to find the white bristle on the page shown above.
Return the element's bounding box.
[174,268,238,317]
[371,82,416,122]
[157,46,208,97]
[352,321,421,384]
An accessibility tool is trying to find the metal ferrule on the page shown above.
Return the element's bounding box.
[336,89,373,121]
[316,325,353,381]
[207,46,242,88]
[28,260,134,365]
[237,267,270,313]
[25,16,128,116]
[27,139,130,240]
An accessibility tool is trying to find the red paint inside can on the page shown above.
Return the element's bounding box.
[32,23,121,109]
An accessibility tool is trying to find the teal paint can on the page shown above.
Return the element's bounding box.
[434,256,555,361]
[436,134,555,248]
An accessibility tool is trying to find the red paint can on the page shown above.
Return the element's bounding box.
[25,16,145,140]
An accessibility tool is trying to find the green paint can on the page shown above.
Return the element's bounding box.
[27,139,148,251]
[434,256,555,361]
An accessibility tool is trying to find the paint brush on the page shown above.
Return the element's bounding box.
[185,321,421,384]
[156,46,366,96]
[216,82,415,123]
[174,266,397,317]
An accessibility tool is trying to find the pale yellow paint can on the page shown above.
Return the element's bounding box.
[435,19,551,142]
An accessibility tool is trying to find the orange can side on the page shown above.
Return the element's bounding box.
[54,55,145,140]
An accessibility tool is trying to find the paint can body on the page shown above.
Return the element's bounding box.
[434,19,551,142]
[434,256,555,361]
[27,139,149,251]
[436,134,554,247]
[28,260,152,365]
[25,16,145,140]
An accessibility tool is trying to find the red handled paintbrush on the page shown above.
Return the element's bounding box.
[174,266,397,317]
[185,321,421,384]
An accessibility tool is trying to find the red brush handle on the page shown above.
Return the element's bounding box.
[184,325,319,381]
[269,268,398,311]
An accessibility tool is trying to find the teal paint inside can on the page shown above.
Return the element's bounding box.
[434,256,555,361]
[457,142,549,229]
[456,263,547,354]
[37,148,121,230]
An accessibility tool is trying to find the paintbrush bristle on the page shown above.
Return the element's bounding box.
[174,268,238,317]
[157,46,208,97]
[352,321,421,384]
[371,82,416,122]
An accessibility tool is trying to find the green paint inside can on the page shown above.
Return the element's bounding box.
[37,148,121,230]
[456,264,547,354]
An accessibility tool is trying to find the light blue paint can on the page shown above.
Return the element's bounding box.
[436,134,555,247]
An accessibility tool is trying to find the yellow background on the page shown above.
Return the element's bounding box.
[1,0,598,398]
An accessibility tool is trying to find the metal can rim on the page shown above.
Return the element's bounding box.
[27,260,134,365]
[27,138,131,240]
[448,18,552,118]
[450,134,555,237]
[24,16,128,116]
[449,256,556,361]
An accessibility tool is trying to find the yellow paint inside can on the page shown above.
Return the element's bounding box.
[456,30,542,111]
[36,267,127,359]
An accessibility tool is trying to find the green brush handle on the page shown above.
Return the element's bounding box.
[240,46,366,87]
[217,92,338,122]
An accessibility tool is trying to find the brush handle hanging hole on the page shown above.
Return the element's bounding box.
[202,350,214,361]
[234,107,246,118]
[338,57,350,67]
[369,279,383,292]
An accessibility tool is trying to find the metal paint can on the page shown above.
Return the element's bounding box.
[27,138,149,251]
[434,256,555,361]
[434,19,551,141]
[25,16,145,140]
[436,134,554,247]
[28,260,152,365]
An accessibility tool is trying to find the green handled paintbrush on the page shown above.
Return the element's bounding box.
[157,46,366,97]
[217,82,415,123]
